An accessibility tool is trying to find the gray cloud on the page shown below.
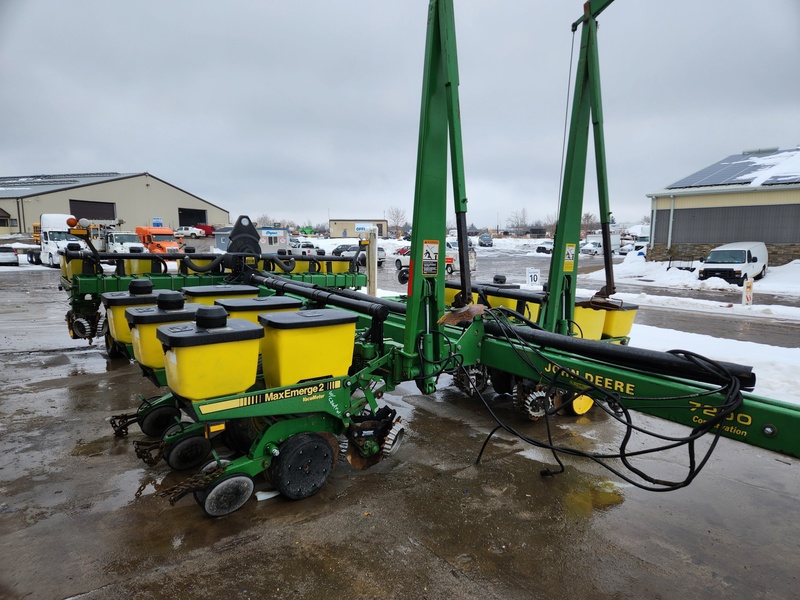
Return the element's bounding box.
[2,0,798,230]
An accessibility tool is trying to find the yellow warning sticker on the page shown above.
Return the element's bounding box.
[564,243,576,272]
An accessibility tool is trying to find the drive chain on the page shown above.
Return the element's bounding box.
[134,439,166,466]
[158,465,228,506]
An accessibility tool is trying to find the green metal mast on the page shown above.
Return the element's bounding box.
[542,0,616,335]
[404,0,470,393]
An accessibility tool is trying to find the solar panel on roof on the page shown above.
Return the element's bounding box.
[667,149,800,189]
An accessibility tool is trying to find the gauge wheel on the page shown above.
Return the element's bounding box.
[164,427,212,471]
[139,405,181,438]
[198,475,254,517]
[269,433,334,500]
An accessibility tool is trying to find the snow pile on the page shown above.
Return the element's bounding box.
[585,251,800,296]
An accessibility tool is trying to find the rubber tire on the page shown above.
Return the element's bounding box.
[199,475,254,517]
[489,369,515,395]
[269,433,334,500]
[395,259,403,270]
[139,405,181,438]
[165,432,212,471]
[224,418,264,455]
[758,266,766,280]
[48,253,55,267]
[190,233,197,238]
[446,264,454,275]
[102,320,125,359]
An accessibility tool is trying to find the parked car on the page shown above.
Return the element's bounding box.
[536,239,554,254]
[174,226,206,239]
[478,233,493,247]
[341,244,385,267]
[331,244,351,256]
[619,242,634,255]
[194,224,216,236]
[0,245,20,266]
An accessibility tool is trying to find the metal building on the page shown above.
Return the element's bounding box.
[0,172,230,236]
[646,148,800,265]
[328,218,389,238]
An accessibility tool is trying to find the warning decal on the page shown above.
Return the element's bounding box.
[564,243,576,273]
[422,240,439,275]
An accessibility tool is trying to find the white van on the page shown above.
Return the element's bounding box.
[698,242,768,285]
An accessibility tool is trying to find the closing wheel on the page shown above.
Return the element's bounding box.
[164,429,212,471]
[139,405,181,438]
[199,475,254,517]
[193,458,232,505]
[269,433,334,500]
[515,384,548,421]
[455,365,489,396]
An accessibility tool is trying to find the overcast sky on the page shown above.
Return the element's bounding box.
[2,1,798,230]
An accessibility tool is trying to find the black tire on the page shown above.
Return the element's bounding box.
[395,259,403,270]
[102,319,125,359]
[190,233,197,239]
[47,253,56,267]
[269,433,334,500]
[378,260,384,268]
[758,265,767,280]
[224,418,265,455]
[489,368,515,395]
[139,405,181,438]
[164,431,212,470]
[446,264,454,275]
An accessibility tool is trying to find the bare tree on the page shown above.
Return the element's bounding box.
[543,213,559,236]
[581,212,599,232]
[506,208,528,236]
[255,214,274,228]
[641,214,651,224]
[386,206,407,237]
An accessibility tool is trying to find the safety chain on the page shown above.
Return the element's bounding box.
[133,439,166,466]
[110,413,139,437]
[157,465,228,505]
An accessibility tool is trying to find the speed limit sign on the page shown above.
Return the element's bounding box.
[526,268,541,286]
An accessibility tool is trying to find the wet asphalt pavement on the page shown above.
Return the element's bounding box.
[1,264,799,599]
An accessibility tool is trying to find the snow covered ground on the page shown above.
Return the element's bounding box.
[3,235,799,405]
